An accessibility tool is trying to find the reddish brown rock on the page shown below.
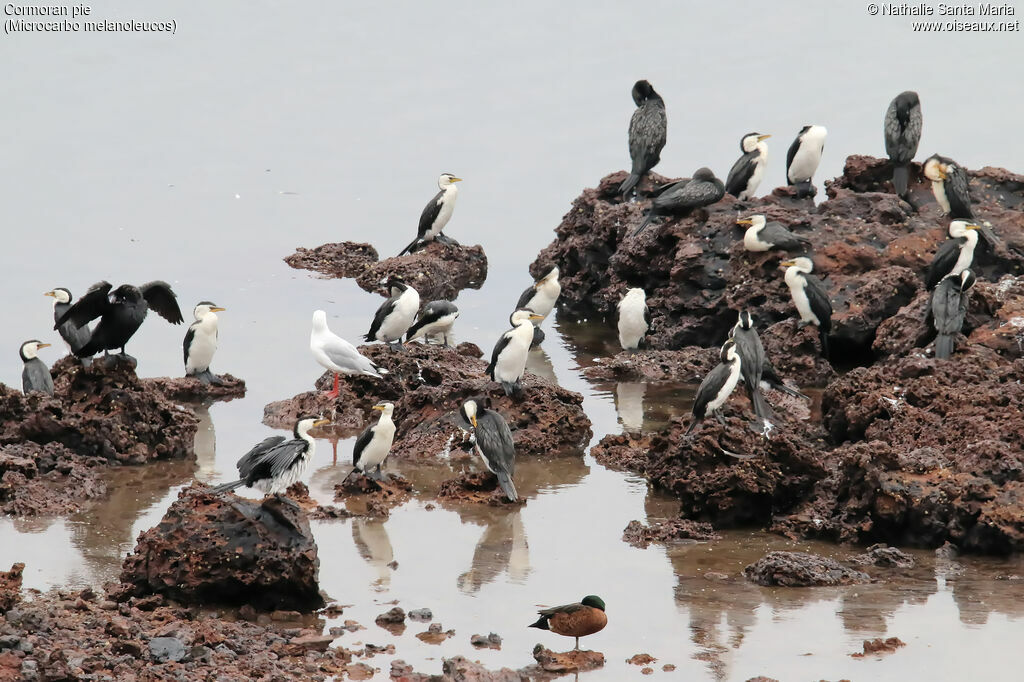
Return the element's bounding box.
[850,636,906,658]
[530,644,605,674]
[264,342,591,461]
[146,373,247,403]
[622,519,721,548]
[0,442,106,516]
[118,484,324,611]
[437,472,526,507]
[334,473,413,518]
[627,653,656,665]
[284,241,379,278]
[581,347,717,383]
[0,563,23,614]
[743,551,870,587]
[851,544,915,568]
[356,240,487,301]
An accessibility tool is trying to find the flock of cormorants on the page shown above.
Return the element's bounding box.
[15,81,1001,651]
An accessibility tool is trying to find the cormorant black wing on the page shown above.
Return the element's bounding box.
[486,331,513,379]
[627,101,667,176]
[678,179,725,209]
[236,436,287,480]
[693,362,734,418]
[183,323,197,366]
[643,305,652,328]
[926,238,963,289]
[785,134,801,184]
[475,410,515,476]
[417,190,444,238]
[932,279,967,336]
[945,165,974,219]
[732,328,765,387]
[761,222,809,250]
[55,281,112,329]
[365,295,399,342]
[515,284,536,311]
[725,153,756,197]
[351,424,375,469]
[804,276,833,332]
[140,281,184,324]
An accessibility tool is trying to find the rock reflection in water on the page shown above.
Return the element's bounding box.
[351,518,395,591]
[192,404,218,479]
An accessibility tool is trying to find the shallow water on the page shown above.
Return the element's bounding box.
[3,2,1024,679]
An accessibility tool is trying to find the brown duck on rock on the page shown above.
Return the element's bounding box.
[529,595,607,650]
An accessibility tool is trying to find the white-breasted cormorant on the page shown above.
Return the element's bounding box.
[54,281,183,362]
[738,215,810,252]
[406,300,459,346]
[884,91,922,197]
[44,288,91,356]
[923,154,973,219]
[928,269,976,359]
[786,125,827,198]
[685,339,743,437]
[347,402,396,481]
[620,80,668,197]
[213,415,331,495]
[311,310,384,399]
[487,309,543,396]
[925,220,981,290]
[183,301,225,384]
[528,595,607,651]
[780,257,832,358]
[729,311,771,423]
[725,133,770,201]
[398,173,462,255]
[20,340,53,396]
[632,167,725,237]
[515,265,561,327]
[365,277,420,345]
[617,288,650,351]
[459,398,518,502]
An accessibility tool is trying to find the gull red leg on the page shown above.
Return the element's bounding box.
[324,372,340,399]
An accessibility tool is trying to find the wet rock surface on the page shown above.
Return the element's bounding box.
[0,564,23,614]
[622,519,721,548]
[357,241,488,301]
[437,472,526,507]
[284,240,379,278]
[333,473,414,518]
[264,342,591,461]
[850,636,906,658]
[145,373,247,403]
[851,544,916,568]
[743,551,870,587]
[118,484,324,611]
[582,348,717,383]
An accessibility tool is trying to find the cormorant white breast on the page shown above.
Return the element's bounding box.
[459,398,518,502]
[925,220,981,290]
[45,288,91,356]
[738,215,810,253]
[398,173,462,256]
[620,80,668,197]
[786,125,827,198]
[632,167,725,237]
[406,300,459,346]
[365,277,420,345]
[184,301,225,384]
[213,415,331,495]
[780,257,832,358]
[923,154,973,219]
[929,269,976,359]
[487,309,543,397]
[515,265,561,325]
[349,402,396,480]
[311,310,384,399]
[617,288,650,351]
[884,91,922,197]
[725,133,770,201]
[20,340,53,396]
[685,339,743,437]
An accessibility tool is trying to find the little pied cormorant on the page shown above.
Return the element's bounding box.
[884,91,922,197]
[528,595,608,651]
[780,257,832,358]
[365,277,420,345]
[213,415,331,495]
[620,80,668,197]
[184,301,225,384]
[617,288,650,351]
[786,125,827,198]
[346,402,396,481]
[738,215,810,253]
[44,288,91,356]
[311,310,384,399]
[406,300,460,346]
[925,220,981,290]
[487,309,544,396]
[729,312,771,423]
[632,167,725,237]
[725,133,770,201]
[685,339,743,437]
[459,398,518,502]
[20,340,53,396]
[398,173,462,256]
[928,269,976,359]
[923,154,973,219]
[54,281,183,362]
[515,265,561,326]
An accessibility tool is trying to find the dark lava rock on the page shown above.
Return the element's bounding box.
[743,551,870,587]
[284,241,379,278]
[357,240,487,301]
[582,347,717,383]
[146,373,247,403]
[437,472,526,507]
[407,608,432,622]
[0,563,23,614]
[470,632,503,649]
[264,342,591,461]
[148,636,186,663]
[118,484,324,611]
[622,519,721,548]
[851,544,915,568]
[374,607,406,636]
[530,644,605,674]
[0,442,106,516]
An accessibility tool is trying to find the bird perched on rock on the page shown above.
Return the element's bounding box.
[406,300,459,346]
[20,340,53,396]
[365,277,420,346]
[516,265,561,347]
[617,288,650,351]
[459,398,518,502]
[729,311,771,423]
[213,415,331,496]
[44,288,91,357]
[398,173,462,256]
[619,80,667,197]
[487,309,544,397]
[345,402,396,482]
[725,132,770,201]
[738,215,810,253]
[54,281,183,364]
[311,310,384,399]
[786,125,828,198]
[928,269,976,359]
[529,595,607,651]
[923,154,973,219]
[685,339,743,437]
[780,257,832,358]
[184,301,225,384]
[884,91,922,197]
[632,167,725,237]
[925,220,982,290]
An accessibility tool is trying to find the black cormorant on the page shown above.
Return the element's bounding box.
[44,288,91,356]
[213,415,331,495]
[20,340,53,396]
[725,133,770,201]
[685,339,743,437]
[738,215,810,252]
[884,91,922,197]
[183,301,225,384]
[310,310,384,399]
[487,309,543,396]
[347,403,396,481]
[619,80,667,197]
[780,257,832,358]
[925,220,981,290]
[729,311,771,423]
[786,125,828,198]
[928,269,976,359]
[398,173,462,255]
[459,398,518,502]
[632,167,725,237]
[406,300,460,346]
[365,277,420,345]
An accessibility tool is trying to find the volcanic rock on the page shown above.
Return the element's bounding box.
[582,347,717,383]
[0,442,106,516]
[284,241,379,278]
[743,551,870,587]
[118,484,324,611]
[437,472,525,507]
[622,519,721,548]
[0,564,23,614]
[530,645,605,674]
[145,373,247,403]
[851,544,915,568]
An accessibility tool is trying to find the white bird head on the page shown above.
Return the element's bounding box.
[779,256,814,274]
[19,340,50,362]
[949,220,981,238]
[438,173,462,188]
[923,155,947,181]
[372,402,395,418]
[460,398,479,428]
[736,214,766,230]
[193,301,225,320]
[295,414,331,438]
[44,288,72,304]
[510,309,543,326]
[312,310,329,332]
[741,132,771,153]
